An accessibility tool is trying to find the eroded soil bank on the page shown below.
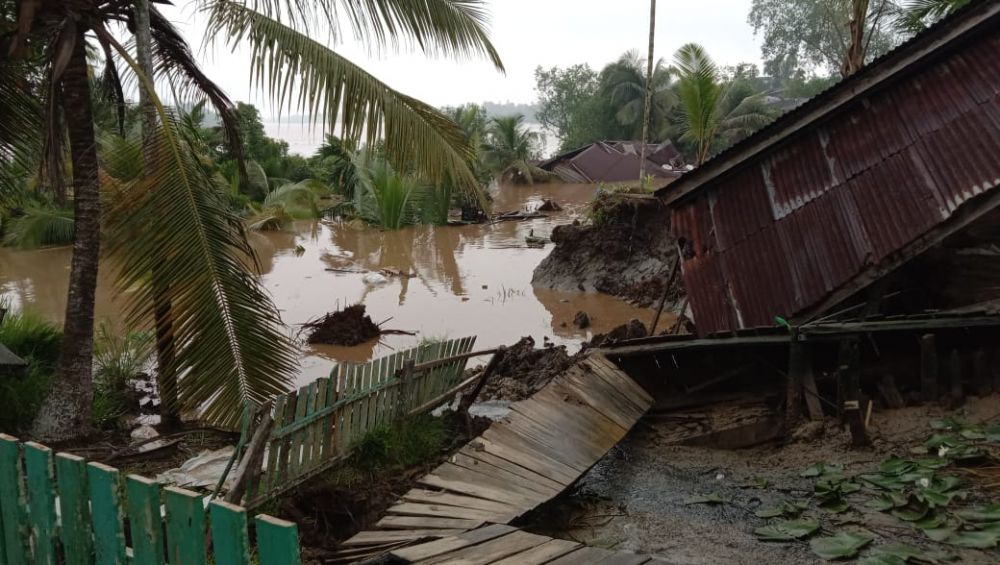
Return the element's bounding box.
[531,194,684,309]
[521,396,1000,564]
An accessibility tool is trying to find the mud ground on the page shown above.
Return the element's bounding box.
[522,396,1000,564]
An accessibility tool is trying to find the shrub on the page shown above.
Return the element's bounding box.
[0,308,62,431]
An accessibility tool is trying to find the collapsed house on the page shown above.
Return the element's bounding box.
[539,140,686,185]
[601,0,1000,446]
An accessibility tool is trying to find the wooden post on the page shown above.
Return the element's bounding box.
[649,258,680,335]
[877,373,905,409]
[226,406,274,505]
[457,349,506,437]
[845,360,871,447]
[802,363,824,421]
[920,334,938,402]
[785,330,806,429]
[948,349,964,408]
[973,348,991,397]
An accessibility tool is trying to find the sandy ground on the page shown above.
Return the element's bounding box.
[521,395,1000,564]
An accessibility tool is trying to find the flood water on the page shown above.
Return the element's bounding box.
[0,183,654,385]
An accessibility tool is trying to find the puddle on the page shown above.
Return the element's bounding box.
[0,183,655,386]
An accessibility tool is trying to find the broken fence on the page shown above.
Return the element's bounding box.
[239,336,482,508]
[0,434,300,565]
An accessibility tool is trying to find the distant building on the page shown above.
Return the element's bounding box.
[539,141,687,185]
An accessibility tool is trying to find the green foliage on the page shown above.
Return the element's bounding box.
[3,206,75,249]
[481,114,548,184]
[355,156,424,229]
[350,415,446,476]
[810,531,873,560]
[754,519,820,541]
[895,0,971,33]
[0,308,61,431]
[91,322,154,429]
[748,0,902,77]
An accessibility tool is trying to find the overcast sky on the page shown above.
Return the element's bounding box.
[161,0,761,118]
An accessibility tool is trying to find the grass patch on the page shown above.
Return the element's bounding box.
[0,308,61,431]
[91,322,154,429]
[347,414,447,480]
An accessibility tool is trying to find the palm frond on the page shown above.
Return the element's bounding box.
[205,0,485,205]
[97,29,299,428]
[231,0,504,71]
[0,61,44,204]
[3,206,75,249]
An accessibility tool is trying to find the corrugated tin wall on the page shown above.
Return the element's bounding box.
[671,32,1000,336]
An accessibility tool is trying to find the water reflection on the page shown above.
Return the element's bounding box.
[0,183,653,385]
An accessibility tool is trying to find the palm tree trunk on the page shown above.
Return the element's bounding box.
[135,0,181,429]
[638,0,656,181]
[32,29,99,441]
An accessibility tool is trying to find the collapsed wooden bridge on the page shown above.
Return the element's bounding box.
[335,353,656,564]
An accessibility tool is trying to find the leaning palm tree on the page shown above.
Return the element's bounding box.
[673,43,775,165]
[2,0,504,439]
[481,115,550,185]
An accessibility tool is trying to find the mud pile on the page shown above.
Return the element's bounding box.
[482,337,576,402]
[531,194,683,308]
[304,304,381,346]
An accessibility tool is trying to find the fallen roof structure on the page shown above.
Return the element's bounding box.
[540,140,685,185]
[656,0,1000,336]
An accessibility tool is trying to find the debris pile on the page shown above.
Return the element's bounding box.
[587,319,648,348]
[304,304,381,346]
[481,337,576,401]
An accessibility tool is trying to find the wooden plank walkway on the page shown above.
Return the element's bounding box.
[334,353,654,562]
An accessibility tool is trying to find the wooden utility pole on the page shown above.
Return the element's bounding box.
[639,0,657,182]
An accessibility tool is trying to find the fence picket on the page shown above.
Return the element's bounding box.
[255,515,300,565]
[0,435,26,565]
[55,453,93,565]
[277,389,298,484]
[209,501,250,564]
[264,395,286,492]
[88,462,127,565]
[24,443,57,565]
[313,379,329,465]
[321,378,336,460]
[126,475,165,564]
[164,486,206,565]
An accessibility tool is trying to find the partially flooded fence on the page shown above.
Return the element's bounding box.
[0,434,300,565]
[241,337,482,508]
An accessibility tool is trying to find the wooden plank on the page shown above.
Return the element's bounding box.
[435,459,557,501]
[320,378,336,462]
[462,437,578,486]
[384,502,505,523]
[445,455,560,498]
[418,474,533,510]
[0,435,26,565]
[333,369,348,457]
[401,489,523,515]
[803,365,825,420]
[359,362,372,438]
[574,361,651,420]
[55,454,93,565]
[491,538,581,565]
[88,462,127,565]
[521,385,631,446]
[420,529,549,565]
[450,451,567,493]
[164,487,207,565]
[390,524,518,562]
[343,529,461,547]
[277,389,298,484]
[126,475,166,565]
[498,411,612,470]
[312,379,329,465]
[23,443,57,565]
[255,515,301,565]
[586,354,654,407]
[482,425,587,474]
[300,382,318,471]
[209,500,251,564]
[376,515,484,531]
[547,546,616,564]
[265,394,287,491]
[555,371,642,432]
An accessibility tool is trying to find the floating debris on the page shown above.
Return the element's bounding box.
[304,304,381,346]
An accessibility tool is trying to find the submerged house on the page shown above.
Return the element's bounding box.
[656,0,1000,337]
[540,140,686,185]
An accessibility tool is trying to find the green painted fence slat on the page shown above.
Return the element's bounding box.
[0,434,26,565]
[164,487,206,565]
[55,453,93,565]
[24,443,57,565]
[209,501,250,565]
[126,475,165,564]
[254,515,300,565]
[88,463,127,565]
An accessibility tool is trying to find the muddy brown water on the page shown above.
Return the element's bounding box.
[0,183,654,386]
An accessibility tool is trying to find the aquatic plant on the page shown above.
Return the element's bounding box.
[356,157,424,230]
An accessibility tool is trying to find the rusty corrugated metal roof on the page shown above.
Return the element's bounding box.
[664,0,1000,336]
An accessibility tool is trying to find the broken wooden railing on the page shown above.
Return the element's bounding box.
[0,434,300,565]
[238,337,489,508]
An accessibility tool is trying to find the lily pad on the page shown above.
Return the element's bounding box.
[922,527,956,542]
[820,498,851,514]
[754,519,820,541]
[802,462,843,478]
[810,531,873,560]
[955,504,1000,522]
[944,529,1000,549]
[859,544,925,565]
[913,512,947,531]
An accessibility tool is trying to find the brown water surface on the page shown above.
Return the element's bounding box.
[0,184,654,385]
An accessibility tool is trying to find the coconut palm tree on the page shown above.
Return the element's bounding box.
[481,115,549,185]
[895,0,970,33]
[673,43,775,165]
[601,50,677,141]
[1,0,504,439]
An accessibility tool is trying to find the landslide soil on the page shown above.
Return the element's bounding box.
[531,195,683,308]
[521,396,1000,564]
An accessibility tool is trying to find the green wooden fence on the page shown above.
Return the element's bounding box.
[0,434,300,565]
[242,337,478,507]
